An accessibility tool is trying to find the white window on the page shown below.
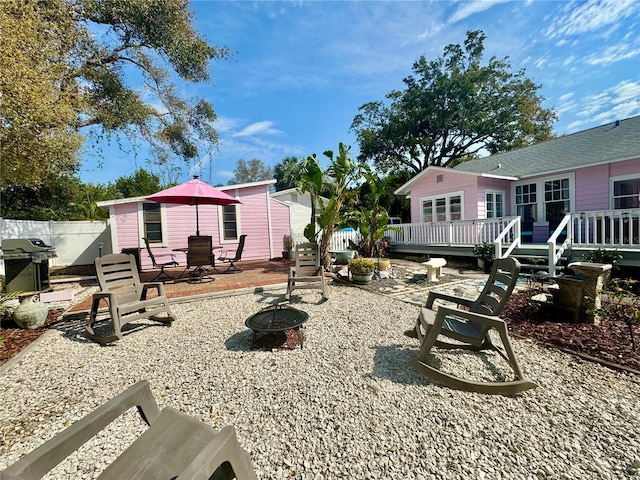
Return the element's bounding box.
[138,202,168,246]
[515,183,537,222]
[612,176,640,209]
[221,204,239,241]
[485,191,504,219]
[421,192,463,222]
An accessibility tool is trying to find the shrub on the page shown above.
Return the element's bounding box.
[348,257,375,274]
[472,242,495,261]
[581,248,623,265]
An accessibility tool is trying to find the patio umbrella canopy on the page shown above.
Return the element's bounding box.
[146,176,240,236]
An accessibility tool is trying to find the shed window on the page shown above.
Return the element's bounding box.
[222,205,238,241]
[143,203,162,243]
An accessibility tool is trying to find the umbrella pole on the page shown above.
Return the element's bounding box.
[195,199,200,236]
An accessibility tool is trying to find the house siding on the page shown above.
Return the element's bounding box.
[270,198,291,255]
[219,184,271,261]
[270,190,315,243]
[409,171,477,222]
[476,178,512,218]
[575,164,609,212]
[112,203,140,252]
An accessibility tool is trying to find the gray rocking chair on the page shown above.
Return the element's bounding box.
[86,253,175,344]
[407,257,537,395]
[0,380,257,480]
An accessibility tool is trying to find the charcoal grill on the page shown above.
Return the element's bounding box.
[1,238,57,293]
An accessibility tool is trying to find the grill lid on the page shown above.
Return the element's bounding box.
[1,238,57,259]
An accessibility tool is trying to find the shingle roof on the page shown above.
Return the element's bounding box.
[452,115,640,178]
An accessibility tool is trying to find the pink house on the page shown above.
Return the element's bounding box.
[98,179,291,270]
[392,115,640,270]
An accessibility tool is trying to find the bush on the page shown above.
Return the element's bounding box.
[348,257,375,274]
[581,248,623,265]
[472,242,495,261]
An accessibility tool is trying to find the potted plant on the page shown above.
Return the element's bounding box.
[348,257,376,285]
[473,242,495,273]
[282,235,294,260]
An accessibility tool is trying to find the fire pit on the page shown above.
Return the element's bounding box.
[245,302,309,349]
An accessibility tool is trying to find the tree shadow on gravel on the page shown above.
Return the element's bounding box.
[367,344,433,386]
[368,343,513,387]
[51,313,171,346]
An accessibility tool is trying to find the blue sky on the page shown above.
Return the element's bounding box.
[79,0,640,187]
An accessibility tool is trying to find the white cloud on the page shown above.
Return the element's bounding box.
[232,121,282,138]
[447,0,512,24]
[544,0,636,39]
[586,44,640,65]
[565,79,640,131]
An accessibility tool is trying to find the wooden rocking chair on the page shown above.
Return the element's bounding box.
[407,257,537,395]
[86,253,175,344]
[0,380,257,480]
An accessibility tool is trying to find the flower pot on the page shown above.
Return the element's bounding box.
[367,258,390,271]
[331,250,356,264]
[12,295,48,329]
[477,258,493,273]
[351,272,374,285]
[282,251,293,260]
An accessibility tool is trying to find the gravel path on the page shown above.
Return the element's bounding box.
[1,283,639,479]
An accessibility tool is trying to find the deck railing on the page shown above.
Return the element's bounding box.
[494,217,521,259]
[385,217,519,247]
[548,213,573,277]
[572,209,640,248]
[315,209,640,267]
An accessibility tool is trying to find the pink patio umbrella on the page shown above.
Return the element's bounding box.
[146,176,240,236]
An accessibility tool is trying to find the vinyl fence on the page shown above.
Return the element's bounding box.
[0,218,112,275]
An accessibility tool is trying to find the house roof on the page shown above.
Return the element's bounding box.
[394,115,640,196]
[270,188,330,203]
[452,115,640,178]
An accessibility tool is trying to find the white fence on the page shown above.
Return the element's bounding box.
[0,218,112,275]
[572,209,640,247]
[291,230,362,252]
[385,217,519,246]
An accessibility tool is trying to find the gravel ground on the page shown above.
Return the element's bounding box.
[1,283,639,479]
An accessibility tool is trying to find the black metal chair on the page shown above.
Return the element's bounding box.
[184,235,216,282]
[217,235,247,273]
[142,237,178,282]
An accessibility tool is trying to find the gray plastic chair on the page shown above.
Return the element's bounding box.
[0,380,258,480]
[407,257,537,395]
[285,242,327,300]
[86,253,175,344]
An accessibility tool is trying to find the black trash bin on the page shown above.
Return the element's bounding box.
[121,247,141,272]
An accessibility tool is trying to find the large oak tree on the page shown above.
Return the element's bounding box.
[351,30,557,175]
[0,0,229,188]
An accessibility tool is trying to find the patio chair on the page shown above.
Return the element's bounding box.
[0,380,257,480]
[285,242,327,300]
[142,237,179,282]
[217,234,247,273]
[407,257,537,395]
[86,253,175,344]
[185,235,216,281]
